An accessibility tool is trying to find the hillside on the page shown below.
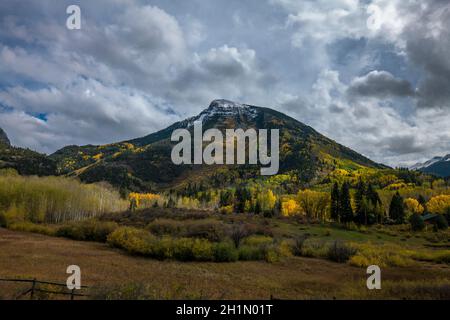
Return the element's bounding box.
[0,128,56,176]
[50,100,387,192]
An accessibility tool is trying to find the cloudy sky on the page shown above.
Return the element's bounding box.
[0,0,449,167]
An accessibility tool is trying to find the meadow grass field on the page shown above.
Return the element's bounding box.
[1,207,449,300]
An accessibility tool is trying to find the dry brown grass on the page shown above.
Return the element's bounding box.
[0,228,449,300]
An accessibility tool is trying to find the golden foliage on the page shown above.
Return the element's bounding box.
[129,193,161,209]
[256,189,277,212]
[219,205,233,215]
[297,189,330,221]
[426,195,450,214]
[0,175,127,224]
[332,169,350,177]
[93,153,103,160]
[281,199,300,217]
[177,197,200,209]
[404,198,424,215]
[384,182,409,190]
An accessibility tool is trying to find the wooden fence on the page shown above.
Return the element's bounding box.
[0,278,89,300]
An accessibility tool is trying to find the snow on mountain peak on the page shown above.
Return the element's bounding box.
[209,99,245,109]
[185,99,258,127]
[410,155,446,170]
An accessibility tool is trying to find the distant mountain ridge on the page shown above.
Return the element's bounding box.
[411,154,450,178]
[49,99,388,192]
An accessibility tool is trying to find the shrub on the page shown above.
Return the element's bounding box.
[230,225,248,247]
[265,250,278,263]
[168,237,214,261]
[326,241,357,263]
[147,219,183,236]
[265,245,280,263]
[109,227,222,262]
[300,240,328,258]
[410,213,425,231]
[219,205,233,215]
[238,245,265,261]
[107,227,155,255]
[171,237,194,261]
[228,223,273,248]
[242,223,274,237]
[348,254,371,267]
[349,243,415,268]
[412,251,450,264]
[236,236,291,262]
[56,220,119,242]
[8,221,57,236]
[109,225,287,263]
[191,238,214,261]
[2,203,25,225]
[241,235,273,247]
[278,240,293,257]
[292,234,309,256]
[213,241,239,262]
[147,219,230,242]
[149,236,174,259]
[182,221,229,242]
[241,235,274,260]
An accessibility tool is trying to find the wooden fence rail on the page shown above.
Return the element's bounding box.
[0,278,89,300]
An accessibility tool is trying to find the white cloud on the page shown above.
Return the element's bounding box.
[0,78,179,153]
[169,45,276,112]
[0,1,278,154]
[272,0,367,47]
[278,68,450,167]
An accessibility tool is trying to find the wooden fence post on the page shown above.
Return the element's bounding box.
[30,278,36,300]
[0,278,89,300]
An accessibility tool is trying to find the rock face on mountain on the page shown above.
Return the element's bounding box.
[50,99,387,192]
[0,128,10,146]
[411,154,450,177]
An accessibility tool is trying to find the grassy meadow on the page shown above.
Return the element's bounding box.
[0,168,449,299]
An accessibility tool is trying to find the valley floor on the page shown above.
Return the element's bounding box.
[1,228,449,300]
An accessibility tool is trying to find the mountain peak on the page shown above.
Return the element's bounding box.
[208,99,245,109]
[411,153,450,177]
[0,128,10,146]
[411,156,443,170]
[53,99,386,190]
[184,99,258,127]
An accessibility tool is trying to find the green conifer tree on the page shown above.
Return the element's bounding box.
[389,191,405,224]
[339,182,354,223]
[330,182,340,222]
[354,179,366,224]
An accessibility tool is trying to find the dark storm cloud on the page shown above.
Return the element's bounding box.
[347,70,414,98]
[401,0,450,109]
[378,134,426,155]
